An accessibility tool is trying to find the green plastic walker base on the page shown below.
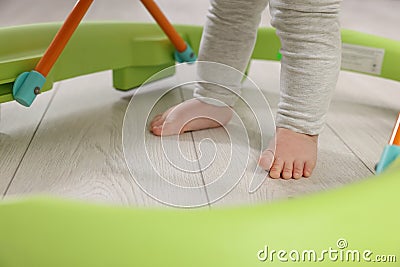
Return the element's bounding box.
[2,22,399,105]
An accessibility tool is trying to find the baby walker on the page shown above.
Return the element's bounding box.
[0,1,400,266]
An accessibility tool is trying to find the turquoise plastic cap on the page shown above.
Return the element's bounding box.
[375,144,400,174]
[12,70,46,107]
[174,42,197,63]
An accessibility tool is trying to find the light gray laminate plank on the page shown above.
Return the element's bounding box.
[5,71,207,207]
[327,72,400,171]
[84,0,209,25]
[124,80,209,207]
[0,0,209,27]
[0,0,78,27]
[340,0,400,40]
[180,77,272,206]
[192,101,372,206]
[2,0,398,39]
[260,124,373,202]
[189,61,373,207]
[0,88,56,196]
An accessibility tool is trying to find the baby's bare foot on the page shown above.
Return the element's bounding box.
[258,128,318,179]
[150,98,233,136]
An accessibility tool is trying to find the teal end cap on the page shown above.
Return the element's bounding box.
[174,42,197,63]
[12,70,46,107]
[375,145,400,174]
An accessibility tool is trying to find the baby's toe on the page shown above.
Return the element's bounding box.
[304,160,316,178]
[293,160,304,179]
[282,161,294,179]
[150,114,163,128]
[151,125,163,136]
[258,149,274,171]
[154,122,184,136]
[269,157,284,179]
[150,120,163,131]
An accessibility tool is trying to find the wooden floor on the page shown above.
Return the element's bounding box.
[0,0,399,208]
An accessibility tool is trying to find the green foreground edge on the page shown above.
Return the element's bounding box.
[0,159,399,266]
[0,22,399,266]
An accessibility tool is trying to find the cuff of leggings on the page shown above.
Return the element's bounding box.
[193,85,240,107]
[275,113,325,136]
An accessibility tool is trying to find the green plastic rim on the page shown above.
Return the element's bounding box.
[1,22,399,103]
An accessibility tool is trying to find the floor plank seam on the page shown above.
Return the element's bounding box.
[189,131,212,208]
[178,87,212,208]
[2,83,61,198]
[326,123,375,174]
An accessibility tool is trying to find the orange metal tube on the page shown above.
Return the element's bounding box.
[389,113,400,146]
[140,0,187,52]
[35,0,94,77]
